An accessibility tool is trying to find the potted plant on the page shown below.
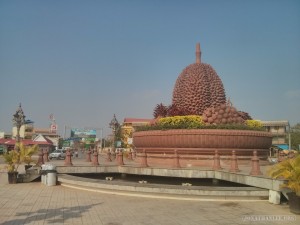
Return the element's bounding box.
[19,143,39,170]
[3,143,39,184]
[268,154,300,214]
[3,149,20,184]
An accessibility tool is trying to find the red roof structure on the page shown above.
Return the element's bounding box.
[0,138,52,146]
[123,118,153,123]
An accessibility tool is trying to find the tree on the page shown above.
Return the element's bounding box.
[18,143,39,165]
[289,123,300,150]
[3,143,39,172]
[167,104,188,117]
[58,138,64,149]
[114,123,123,147]
[153,103,168,118]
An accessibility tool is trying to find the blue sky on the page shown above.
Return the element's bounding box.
[1,0,299,137]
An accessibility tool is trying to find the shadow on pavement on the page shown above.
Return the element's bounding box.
[2,202,102,224]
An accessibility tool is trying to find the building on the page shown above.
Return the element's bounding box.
[33,134,55,152]
[12,120,34,139]
[33,128,61,148]
[0,131,11,139]
[261,120,290,149]
[121,118,154,148]
[11,123,60,148]
[0,137,53,153]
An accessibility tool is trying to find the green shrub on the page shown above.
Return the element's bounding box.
[158,115,203,129]
[245,120,263,129]
[135,116,265,132]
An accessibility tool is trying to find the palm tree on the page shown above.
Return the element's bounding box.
[268,154,300,195]
[17,142,39,166]
[3,150,19,172]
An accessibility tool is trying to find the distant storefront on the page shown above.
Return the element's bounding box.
[0,137,53,152]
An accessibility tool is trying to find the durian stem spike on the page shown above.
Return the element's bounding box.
[196,43,201,63]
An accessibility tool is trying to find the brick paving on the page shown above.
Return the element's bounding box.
[0,172,299,225]
[0,153,299,225]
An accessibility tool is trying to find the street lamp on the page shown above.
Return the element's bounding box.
[12,103,26,151]
[109,114,119,153]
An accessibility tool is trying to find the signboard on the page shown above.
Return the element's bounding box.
[63,140,70,147]
[71,129,96,139]
[65,137,82,141]
[70,129,97,149]
[50,124,57,133]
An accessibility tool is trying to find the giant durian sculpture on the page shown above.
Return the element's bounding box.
[172,43,226,115]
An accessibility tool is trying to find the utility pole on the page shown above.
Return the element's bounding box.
[64,125,73,139]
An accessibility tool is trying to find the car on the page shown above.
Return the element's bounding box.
[49,149,66,160]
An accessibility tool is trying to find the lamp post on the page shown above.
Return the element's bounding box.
[12,103,26,151]
[109,114,119,153]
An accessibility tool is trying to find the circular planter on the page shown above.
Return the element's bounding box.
[133,129,272,166]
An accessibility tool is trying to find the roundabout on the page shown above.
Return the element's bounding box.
[133,129,272,167]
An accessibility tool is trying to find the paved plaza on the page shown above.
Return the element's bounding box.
[0,154,299,225]
[0,171,299,225]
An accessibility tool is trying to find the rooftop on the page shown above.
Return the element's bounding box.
[261,120,289,126]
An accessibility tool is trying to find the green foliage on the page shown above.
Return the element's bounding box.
[293,123,300,130]
[115,125,124,147]
[3,143,39,172]
[289,123,300,150]
[203,123,264,130]
[158,115,203,129]
[268,154,300,196]
[18,143,39,165]
[136,116,265,132]
[3,150,20,172]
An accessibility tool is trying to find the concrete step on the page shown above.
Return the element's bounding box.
[58,174,269,201]
[18,173,40,183]
[18,166,41,183]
